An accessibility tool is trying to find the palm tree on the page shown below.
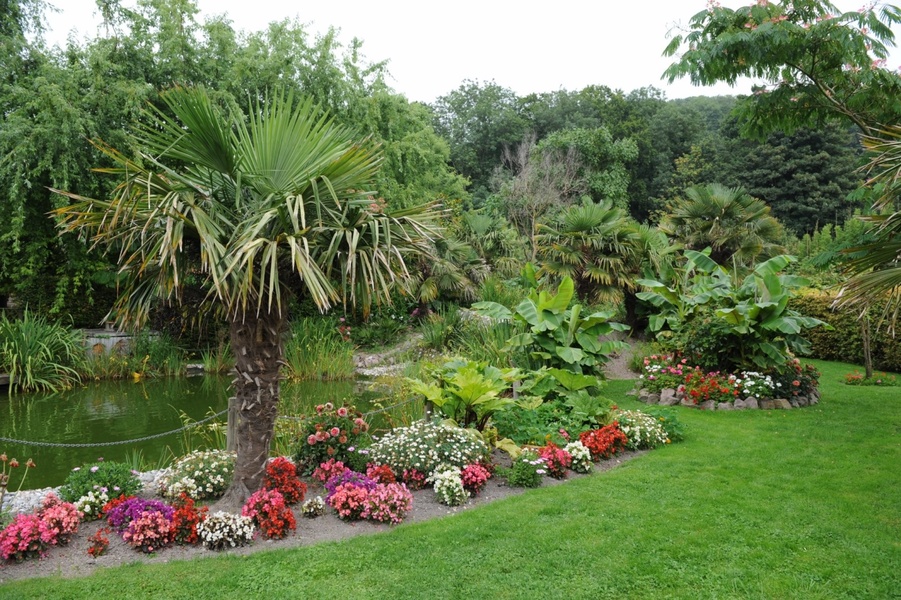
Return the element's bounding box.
[536,197,638,304]
[53,87,437,509]
[659,183,784,268]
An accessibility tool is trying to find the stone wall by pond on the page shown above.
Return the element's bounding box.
[636,387,820,411]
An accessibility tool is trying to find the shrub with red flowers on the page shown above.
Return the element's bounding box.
[106,497,174,532]
[87,528,111,558]
[100,493,131,519]
[37,493,81,545]
[460,463,491,495]
[263,457,306,504]
[538,442,573,479]
[366,463,396,484]
[312,459,350,484]
[579,424,629,460]
[682,369,739,404]
[293,403,370,473]
[327,482,371,521]
[362,483,413,525]
[0,513,53,561]
[171,493,207,545]
[400,468,428,490]
[242,488,296,540]
[122,510,175,553]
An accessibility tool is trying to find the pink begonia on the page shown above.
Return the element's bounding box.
[362,483,413,525]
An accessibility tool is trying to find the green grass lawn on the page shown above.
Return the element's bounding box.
[3,360,899,599]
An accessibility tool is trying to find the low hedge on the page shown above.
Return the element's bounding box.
[789,289,901,372]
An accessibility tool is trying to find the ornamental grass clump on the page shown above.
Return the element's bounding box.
[196,512,255,551]
[615,410,670,450]
[564,441,593,473]
[59,460,141,504]
[263,457,306,504]
[367,420,489,477]
[428,465,468,506]
[242,488,296,539]
[159,449,235,500]
[579,424,628,460]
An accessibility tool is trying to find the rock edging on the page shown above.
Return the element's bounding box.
[636,387,820,410]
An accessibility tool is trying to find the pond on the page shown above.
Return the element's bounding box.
[0,376,402,490]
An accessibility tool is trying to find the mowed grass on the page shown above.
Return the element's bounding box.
[3,360,899,599]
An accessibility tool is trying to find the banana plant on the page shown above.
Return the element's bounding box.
[472,275,629,376]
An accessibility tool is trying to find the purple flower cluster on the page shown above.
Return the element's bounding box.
[324,471,377,500]
[107,498,174,532]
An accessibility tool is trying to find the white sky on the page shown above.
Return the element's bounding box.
[41,0,897,103]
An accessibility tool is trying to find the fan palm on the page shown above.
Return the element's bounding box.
[53,87,437,508]
[660,183,784,268]
[536,198,639,306]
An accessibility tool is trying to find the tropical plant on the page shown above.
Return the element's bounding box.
[0,310,85,394]
[638,250,827,371]
[472,273,629,376]
[536,197,639,305]
[407,358,520,430]
[659,183,784,268]
[53,86,437,509]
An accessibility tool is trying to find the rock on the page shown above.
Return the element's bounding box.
[773,398,793,410]
[638,389,650,402]
[789,398,800,408]
[809,394,819,405]
[743,397,759,409]
[795,395,809,407]
[680,396,697,408]
[647,392,660,405]
[717,402,734,411]
[759,399,775,410]
[660,388,678,406]
[699,400,716,411]
[733,398,747,410]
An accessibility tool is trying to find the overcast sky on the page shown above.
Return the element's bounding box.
[42,0,895,103]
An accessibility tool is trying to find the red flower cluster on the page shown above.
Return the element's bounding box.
[538,442,573,480]
[366,463,397,484]
[683,370,738,404]
[263,457,307,504]
[242,488,296,540]
[171,493,207,545]
[579,424,628,460]
[87,528,110,558]
[400,468,427,490]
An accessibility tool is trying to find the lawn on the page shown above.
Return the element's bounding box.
[2,359,899,599]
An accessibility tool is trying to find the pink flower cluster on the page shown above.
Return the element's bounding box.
[0,493,82,562]
[312,459,349,483]
[326,479,414,525]
[538,443,573,480]
[460,463,492,495]
[123,511,175,553]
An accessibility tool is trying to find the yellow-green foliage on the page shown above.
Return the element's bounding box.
[789,290,901,372]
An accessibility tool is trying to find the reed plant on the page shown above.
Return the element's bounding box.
[0,310,86,393]
[452,319,526,369]
[201,342,234,374]
[283,317,355,381]
[419,305,464,351]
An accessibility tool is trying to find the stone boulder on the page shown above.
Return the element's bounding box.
[659,388,680,406]
[759,399,775,410]
[773,398,793,410]
[716,402,734,411]
[698,400,716,411]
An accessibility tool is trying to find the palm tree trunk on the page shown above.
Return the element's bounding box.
[215,308,285,512]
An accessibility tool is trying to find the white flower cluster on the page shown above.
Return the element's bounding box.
[196,511,255,551]
[368,420,488,477]
[427,465,468,507]
[74,490,110,520]
[735,371,778,399]
[615,410,669,450]
[563,441,593,474]
[301,496,326,518]
[159,449,236,500]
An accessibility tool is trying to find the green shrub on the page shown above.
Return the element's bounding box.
[789,290,901,372]
[0,310,86,393]
[502,451,545,488]
[59,461,142,503]
[367,420,489,477]
[351,315,408,349]
[419,306,464,351]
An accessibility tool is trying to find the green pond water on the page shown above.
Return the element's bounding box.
[0,376,388,490]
